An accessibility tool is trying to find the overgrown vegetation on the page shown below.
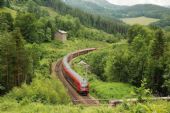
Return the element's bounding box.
[0,29,33,94]
[0,99,170,113]
[33,0,129,35]
[73,25,170,96]
[0,0,170,112]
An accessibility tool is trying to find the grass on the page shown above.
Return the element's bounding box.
[90,81,135,99]
[39,39,111,57]
[73,64,135,99]
[0,7,17,18]
[0,98,170,113]
[121,16,159,25]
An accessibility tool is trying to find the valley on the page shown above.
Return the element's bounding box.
[0,0,170,113]
[64,0,170,28]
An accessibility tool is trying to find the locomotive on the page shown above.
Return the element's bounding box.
[62,48,96,95]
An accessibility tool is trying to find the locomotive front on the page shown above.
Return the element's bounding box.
[62,48,97,96]
[79,79,89,95]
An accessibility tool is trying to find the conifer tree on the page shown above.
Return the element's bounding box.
[0,0,5,8]
[151,29,165,59]
[11,28,33,86]
[0,32,16,93]
[0,29,33,94]
[148,29,166,94]
[6,0,10,8]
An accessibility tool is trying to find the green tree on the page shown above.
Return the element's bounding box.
[147,29,166,94]
[35,18,54,42]
[27,43,42,74]
[151,29,165,59]
[0,0,5,8]
[15,13,38,43]
[12,28,33,86]
[87,51,108,81]
[27,0,41,18]
[164,39,170,94]
[128,25,151,44]
[0,12,13,31]
[0,32,16,93]
[0,29,33,94]
[6,0,10,7]
[55,15,81,37]
[128,35,149,86]
[105,49,130,82]
[164,61,170,94]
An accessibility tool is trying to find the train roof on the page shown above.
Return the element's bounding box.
[63,55,87,83]
[62,48,96,83]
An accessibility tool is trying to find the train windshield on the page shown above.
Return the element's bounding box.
[81,79,88,88]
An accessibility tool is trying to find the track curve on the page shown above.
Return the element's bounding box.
[53,49,170,107]
[55,50,99,105]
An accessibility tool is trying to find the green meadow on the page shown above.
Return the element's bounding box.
[121,16,159,25]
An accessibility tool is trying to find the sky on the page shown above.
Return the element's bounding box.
[106,0,170,6]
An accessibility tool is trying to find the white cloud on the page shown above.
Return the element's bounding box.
[106,0,170,6]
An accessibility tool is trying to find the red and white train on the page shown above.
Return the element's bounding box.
[62,48,96,95]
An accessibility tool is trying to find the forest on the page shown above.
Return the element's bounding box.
[0,0,170,112]
[80,25,170,96]
[65,0,170,29]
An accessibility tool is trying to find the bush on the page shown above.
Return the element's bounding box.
[7,77,70,105]
[77,27,118,43]
[90,80,135,99]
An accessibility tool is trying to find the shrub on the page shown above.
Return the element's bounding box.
[7,77,70,105]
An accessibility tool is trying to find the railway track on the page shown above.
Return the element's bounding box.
[52,53,170,107]
[55,59,99,105]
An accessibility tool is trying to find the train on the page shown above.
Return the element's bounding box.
[62,48,96,95]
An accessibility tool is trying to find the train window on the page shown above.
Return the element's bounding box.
[81,78,88,84]
[82,86,87,88]
[81,82,88,88]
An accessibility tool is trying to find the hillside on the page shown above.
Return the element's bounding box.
[34,0,128,35]
[64,0,109,15]
[63,0,125,10]
[0,7,16,17]
[63,0,126,18]
[64,0,170,28]
[118,4,170,18]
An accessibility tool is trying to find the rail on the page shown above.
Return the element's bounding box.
[54,48,99,105]
[52,48,170,107]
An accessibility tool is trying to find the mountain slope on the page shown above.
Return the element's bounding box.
[35,0,128,35]
[118,4,170,18]
[63,0,126,18]
[63,0,125,10]
[82,0,125,10]
[63,0,170,19]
